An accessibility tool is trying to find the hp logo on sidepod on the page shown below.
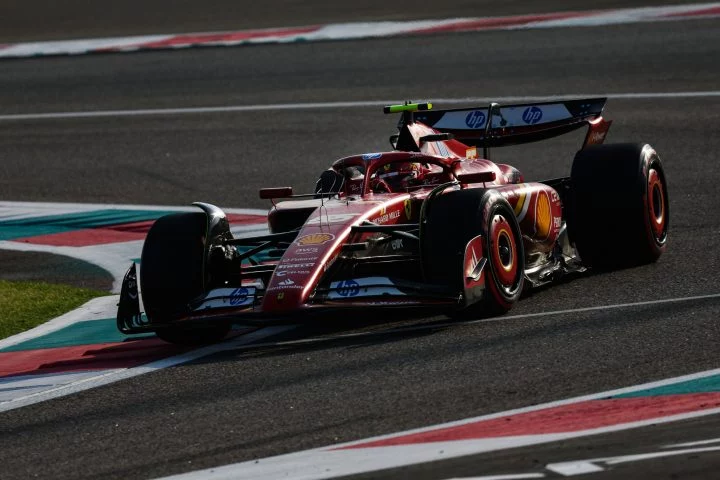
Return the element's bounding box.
[465,110,486,129]
[522,106,543,124]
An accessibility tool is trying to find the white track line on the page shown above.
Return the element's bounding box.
[0,3,718,59]
[546,445,720,475]
[665,437,720,448]
[154,292,720,479]
[1,92,720,121]
[225,292,720,352]
[158,367,720,480]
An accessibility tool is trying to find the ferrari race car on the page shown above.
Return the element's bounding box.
[117,98,669,345]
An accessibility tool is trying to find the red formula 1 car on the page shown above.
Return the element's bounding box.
[117,98,669,345]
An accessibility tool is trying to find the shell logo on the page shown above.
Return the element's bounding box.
[296,233,335,246]
[535,191,552,240]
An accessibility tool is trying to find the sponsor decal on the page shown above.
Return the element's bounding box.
[336,279,360,297]
[278,262,314,269]
[373,210,401,224]
[390,238,404,251]
[277,292,284,301]
[465,110,486,129]
[465,147,478,159]
[362,153,383,160]
[328,277,405,299]
[535,190,552,239]
[269,286,303,291]
[193,287,256,310]
[296,233,335,246]
[404,199,412,219]
[522,106,543,124]
[294,247,319,255]
[279,270,310,276]
[228,287,249,306]
[268,282,303,292]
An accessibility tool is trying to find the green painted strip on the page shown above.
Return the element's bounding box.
[0,209,177,241]
[0,318,152,352]
[612,375,720,398]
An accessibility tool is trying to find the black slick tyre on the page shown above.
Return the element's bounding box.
[140,212,230,345]
[569,143,669,268]
[422,189,525,316]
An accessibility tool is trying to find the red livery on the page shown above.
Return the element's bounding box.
[117,98,669,345]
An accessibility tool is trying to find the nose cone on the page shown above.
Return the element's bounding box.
[260,198,385,314]
[261,233,337,314]
[261,268,314,313]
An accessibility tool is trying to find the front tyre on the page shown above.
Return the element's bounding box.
[141,212,231,345]
[421,189,525,316]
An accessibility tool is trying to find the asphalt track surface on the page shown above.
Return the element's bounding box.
[1,2,720,480]
[0,250,113,291]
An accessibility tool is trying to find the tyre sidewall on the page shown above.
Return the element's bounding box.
[479,192,525,311]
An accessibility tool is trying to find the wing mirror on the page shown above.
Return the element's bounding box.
[453,164,496,184]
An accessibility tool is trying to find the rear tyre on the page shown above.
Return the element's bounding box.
[569,143,669,268]
[141,212,231,345]
[422,189,525,316]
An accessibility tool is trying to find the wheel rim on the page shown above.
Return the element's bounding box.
[647,167,667,242]
[490,214,519,290]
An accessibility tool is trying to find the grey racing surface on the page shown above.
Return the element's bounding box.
[1,2,720,480]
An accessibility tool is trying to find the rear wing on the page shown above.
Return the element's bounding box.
[390,98,612,155]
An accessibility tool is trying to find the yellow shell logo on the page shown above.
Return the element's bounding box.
[297,233,335,246]
[535,191,552,239]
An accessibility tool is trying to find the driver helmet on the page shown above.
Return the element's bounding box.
[375,162,430,191]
